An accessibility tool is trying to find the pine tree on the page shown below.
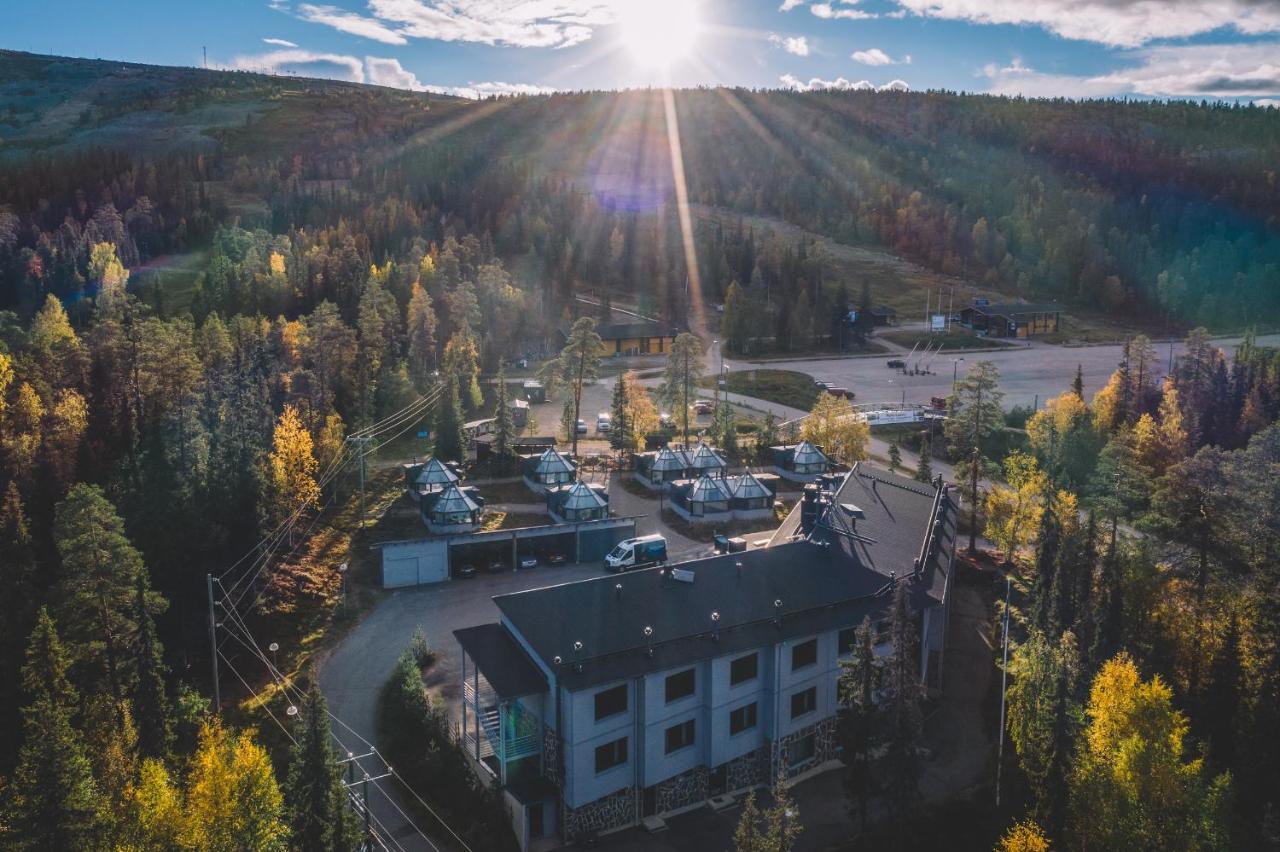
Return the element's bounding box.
[888,442,902,473]
[660,332,705,447]
[492,363,515,462]
[763,767,802,852]
[1071,363,1085,399]
[0,482,37,768]
[733,790,764,852]
[133,572,173,761]
[406,283,438,390]
[756,411,779,465]
[1089,535,1124,669]
[555,317,605,455]
[432,378,467,464]
[1031,507,1063,635]
[1007,630,1081,834]
[52,483,161,704]
[3,609,102,850]
[945,360,1004,552]
[287,681,359,852]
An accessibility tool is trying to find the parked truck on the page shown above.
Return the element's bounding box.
[605,534,668,572]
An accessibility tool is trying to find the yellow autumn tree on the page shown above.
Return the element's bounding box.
[1068,654,1232,850]
[4,382,44,482]
[622,371,659,450]
[1157,380,1188,464]
[1131,412,1162,474]
[89,242,129,313]
[182,722,288,851]
[984,451,1048,562]
[265,404,320,532]
[1090,370,1125,434]
[799,392,869,465]
[998,819,1051,852]
[121,758,184,851]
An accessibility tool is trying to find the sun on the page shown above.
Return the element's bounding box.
[617,0,702,70]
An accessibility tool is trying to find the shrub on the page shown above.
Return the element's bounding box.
[409,626,435,668]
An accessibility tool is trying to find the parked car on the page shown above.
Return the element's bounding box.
[547,552,568,565]
[815,380,834,391]
[659,412,674,428]
[886,359,905,369]
[930,396,948,409]
[487,560,506,574]
[693,399,714,415]
[519,554,539,570]
[575,419,588,435]
[597,412,612,433]
[456,564,478,579]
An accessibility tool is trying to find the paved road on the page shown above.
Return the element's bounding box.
[738,333,1280,411]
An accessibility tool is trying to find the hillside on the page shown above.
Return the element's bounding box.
[1,51,1278,330]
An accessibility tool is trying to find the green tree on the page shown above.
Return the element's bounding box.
[555,317,605,455]
[52,483,162,704]
[756,411,779,465]
[432,378,467,464]
[3,609,102,850]
[882,581,923,844]
[492,363,515,462]
[132,572,172,761]
[915,431,933,483]
[406,282,438,390]
[609,374,631,451]
[722,280,749,354]
[945,360,1005,551]
[1007,630,1082,834]
[838,616,879,830]
[286,681,359,852]
[888,442,902,473]
[182,721,289,851]
[0,482,37,767]
[660,332,705,447]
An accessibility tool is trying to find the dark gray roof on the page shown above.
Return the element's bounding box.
[454,624,548,698]
[532,448,575,476]
[727,471,772,500]
[427,484,480,515]
[685,475,730,503]
[688,443,726,470]
[414,457,459,488]
[496,463,954,691]
[553,481,608,511]
[965,302,1060,317]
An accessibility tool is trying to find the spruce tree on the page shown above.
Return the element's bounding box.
[0,483,37,768]
[838,616,878,830]
[888,442,902,473]
[1203,614,1241,770]
[4,609,101,850]
[1088,536,1124,669]
[492,364,515,463]
[914,432,933,483]
[609,374,630,451]
[882,581,923,846]
[1071,364,1085,400]
[432,378,467,464]
[1031,508,1062,635]
[133,572,173,761]
[287,681,358,852]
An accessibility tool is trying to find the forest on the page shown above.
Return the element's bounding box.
[0,49,1278,849]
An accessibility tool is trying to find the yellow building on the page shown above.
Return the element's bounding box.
[569,321,681,356]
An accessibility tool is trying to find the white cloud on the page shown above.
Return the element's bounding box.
[889,0,1280,48]
[298,3,408,44]
[424,80,557,98]
[1254,97,1280,107]
[262,37,299,47]
[365,55,424,88]
[769,34,811,56]
[852,48,892,65]
[362,0,615,49]
[983,43,1280,98]
[230,48,366,82]
[811,2,876,20]
[780,74,909,92]
[779,0,806,9]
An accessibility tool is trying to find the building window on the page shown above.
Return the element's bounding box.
[790,686,817,720]
[838,627,858,655]
[791,638,818,671]
[664,719,695,754]
[788,733,816,767]
[594,737,628,774]
[594,684,627,722]
[729,702,758,736]
[665,668,695,703]
[729,653,758,686]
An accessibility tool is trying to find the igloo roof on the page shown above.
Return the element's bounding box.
[428,485,480,516]
[687,475,731,503]
[415,457,460,488]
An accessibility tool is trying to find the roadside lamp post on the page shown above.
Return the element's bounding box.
[952,357,966,393]
[339,562,348,614]
[268,642,279,672]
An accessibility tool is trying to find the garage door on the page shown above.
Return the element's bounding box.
[578,522,636,562]
[382,540,449,588]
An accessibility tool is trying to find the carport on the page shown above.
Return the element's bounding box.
[380,516,639,588]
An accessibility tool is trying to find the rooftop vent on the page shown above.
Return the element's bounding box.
[671,568,695,584]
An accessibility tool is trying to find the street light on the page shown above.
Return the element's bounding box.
[952,357,966,393]
[268,642,279,671]
[338,562,348,615]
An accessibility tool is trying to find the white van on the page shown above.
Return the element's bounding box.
[605,535,668,572]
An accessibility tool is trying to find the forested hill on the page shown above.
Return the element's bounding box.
[1,50,1278,329]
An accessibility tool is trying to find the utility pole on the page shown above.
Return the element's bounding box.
[206,573,220,715]
[347,435,375,523]
[995,573,1011,807]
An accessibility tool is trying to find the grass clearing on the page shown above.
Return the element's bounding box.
[699,368,819,411]
[880,329,1015,351]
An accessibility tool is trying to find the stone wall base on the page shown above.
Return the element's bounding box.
[651,765,709,815]
[772,717,839,781]
[562,786,635,841]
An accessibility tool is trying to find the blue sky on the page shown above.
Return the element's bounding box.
[5,0,1279,104]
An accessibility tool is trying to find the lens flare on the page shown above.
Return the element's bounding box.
[617,0,701,69]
